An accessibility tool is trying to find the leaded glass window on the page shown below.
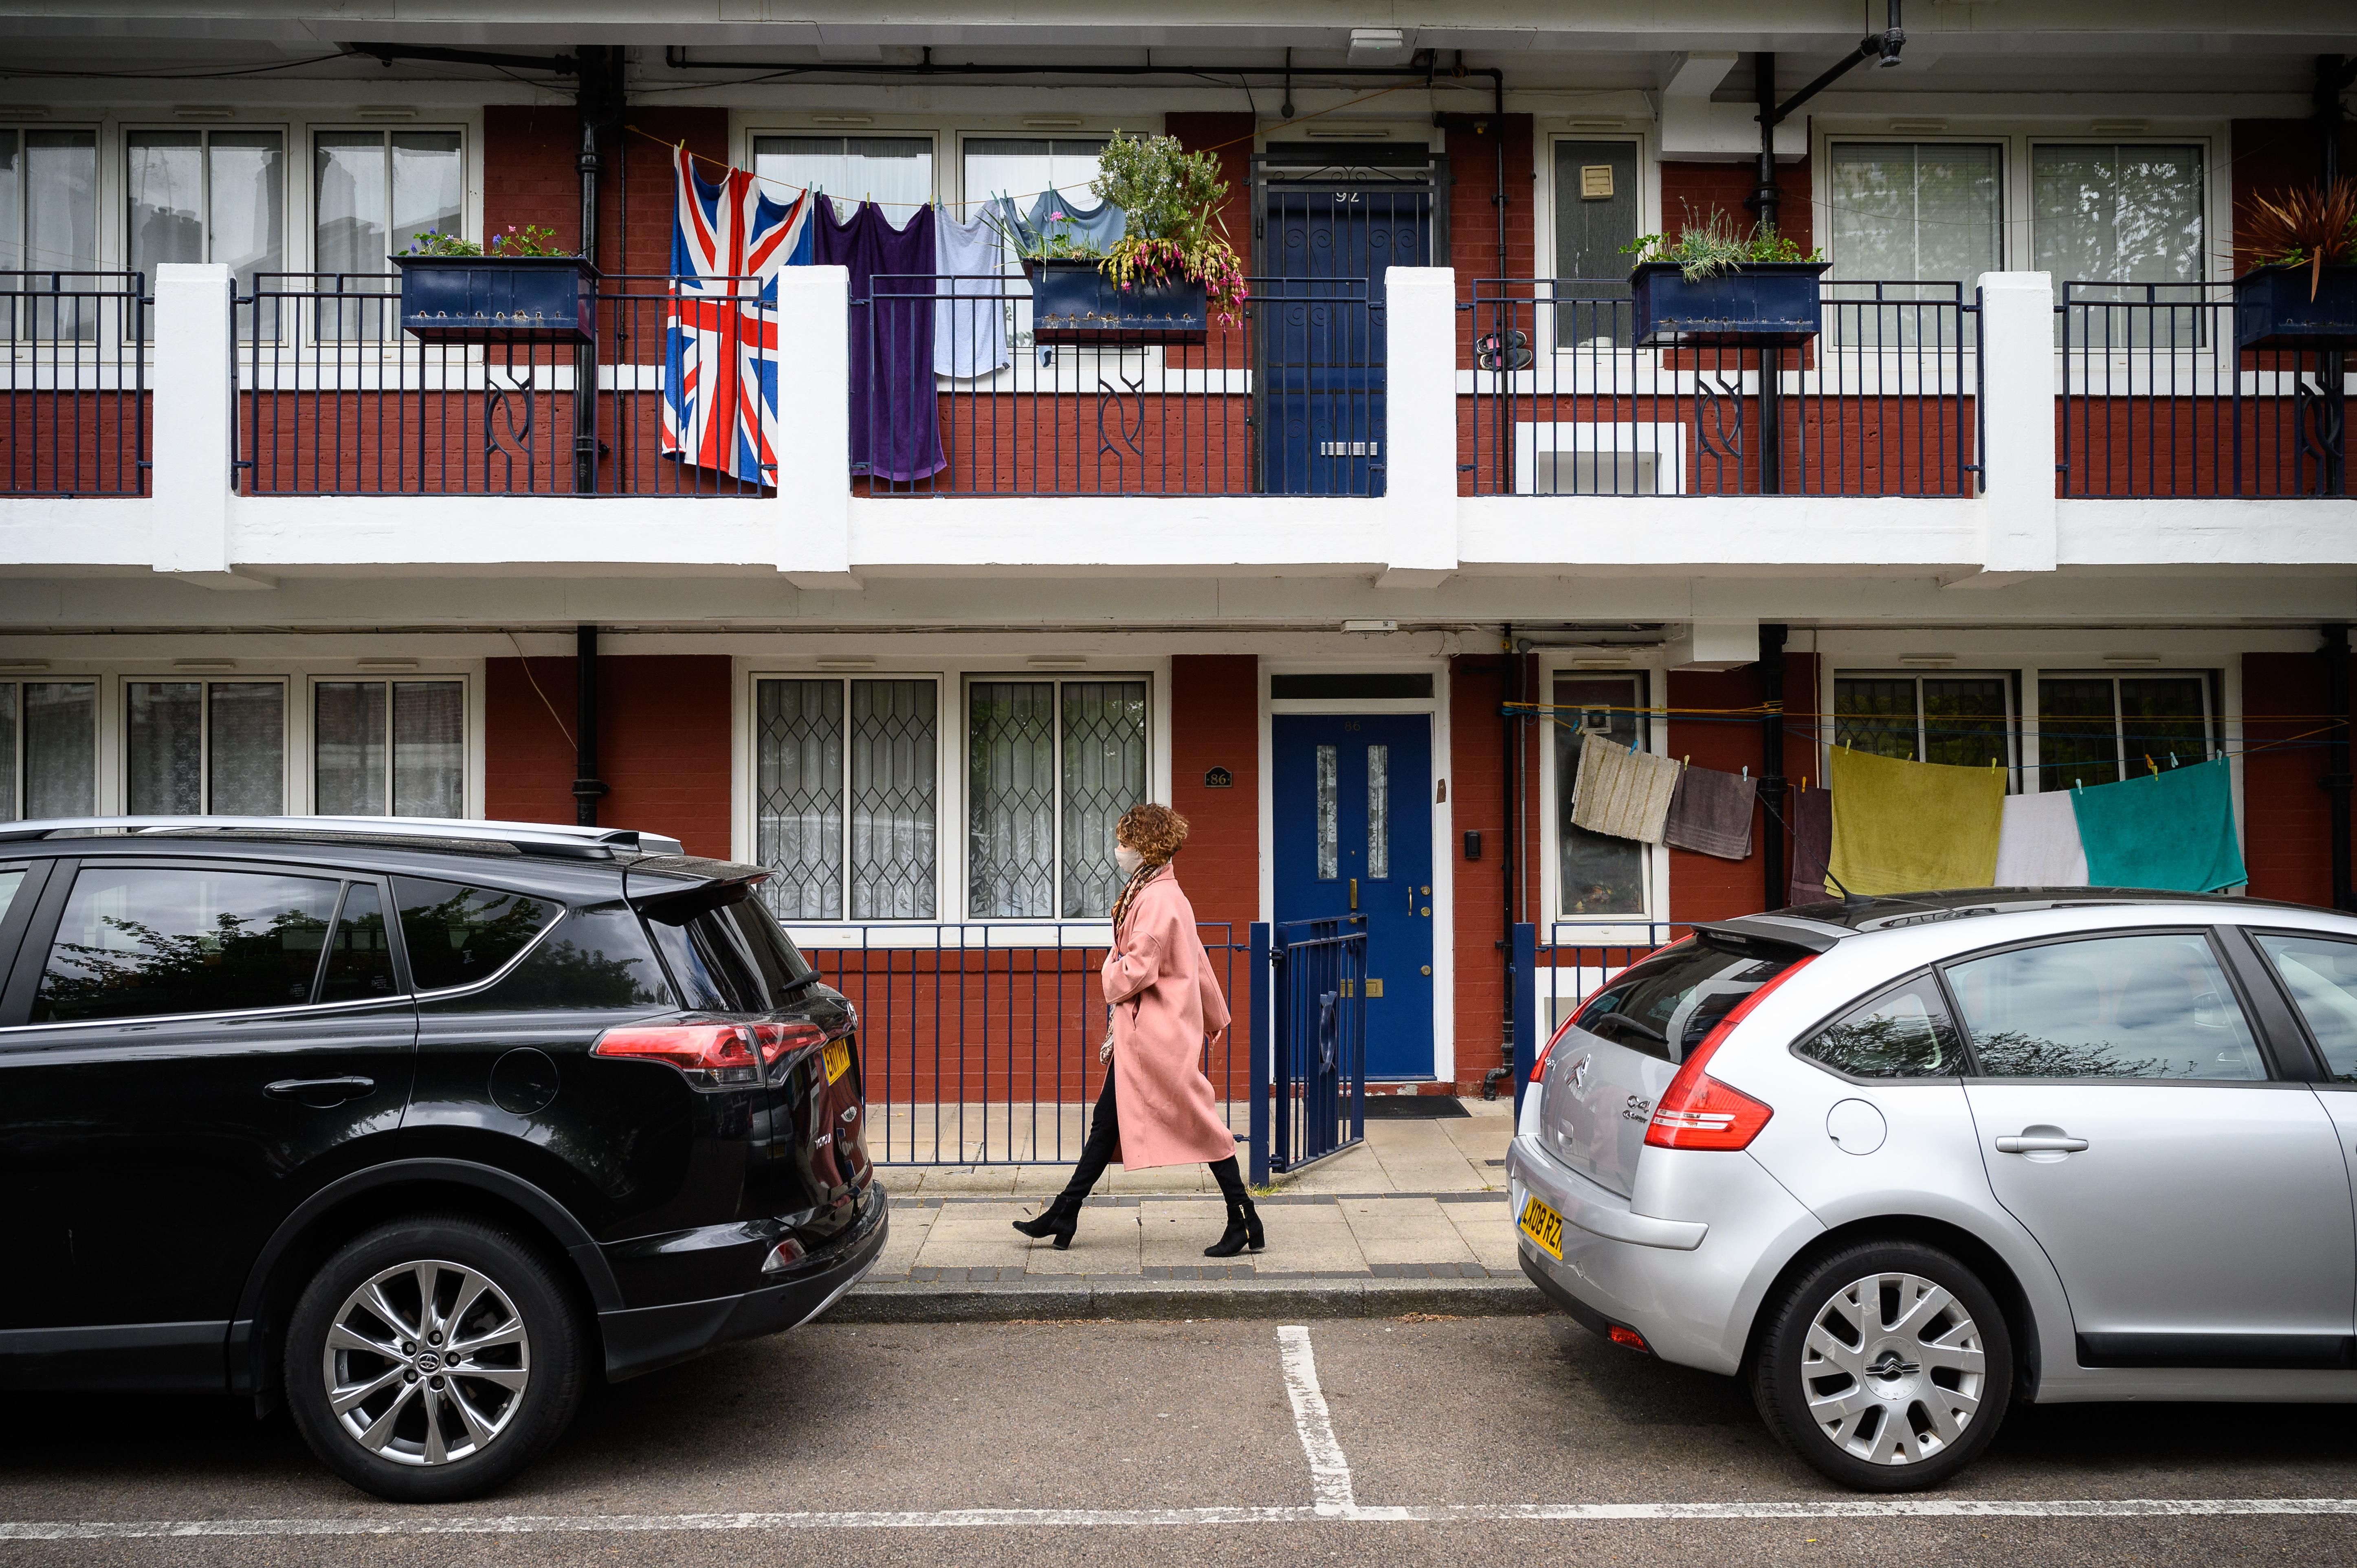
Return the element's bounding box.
[756,677,937,921]
[969,676,1148,919]
[1834,673,2013,775]
[126,679,285,815]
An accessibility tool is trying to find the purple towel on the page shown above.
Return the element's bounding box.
[1662,765,1756,860]
[816,201,945,482]
[1788,786,1833,905]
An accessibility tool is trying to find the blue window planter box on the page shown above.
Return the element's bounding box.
[1630,261,1829,348]
[2234,264,2357,350]
[393,255,598,345]
[1024,258,1207,344]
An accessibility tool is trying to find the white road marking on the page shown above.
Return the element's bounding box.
[1275,1324,1356,1515]
[8,1499,2357,1539]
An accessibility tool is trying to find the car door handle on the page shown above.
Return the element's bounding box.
[1995,1131,2089,1154]
[266,1076,376,1106]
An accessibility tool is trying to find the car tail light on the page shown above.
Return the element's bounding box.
[1642,954,1813,1152]
[591,1021,828,1087]
[1607,1324,1651,1353]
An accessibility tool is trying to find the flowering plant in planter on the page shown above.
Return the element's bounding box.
[1089,132,1249,325]
[1621,208,1823,281]
[402,223,575,259]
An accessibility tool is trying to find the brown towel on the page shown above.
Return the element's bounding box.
[1661,764,1756,860]
[1788,786,1834,905]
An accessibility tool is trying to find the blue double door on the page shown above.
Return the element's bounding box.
[1260,190,1431,496]
[1273,714,1436,1080]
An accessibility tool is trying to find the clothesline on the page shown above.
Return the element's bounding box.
[622,79,1420,217]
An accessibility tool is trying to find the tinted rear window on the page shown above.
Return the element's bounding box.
[393,877,559,992]
[430,904,673,1014]
[1573,939,1799,1063]
[641,886,817,1013]
[35,865,339,1023]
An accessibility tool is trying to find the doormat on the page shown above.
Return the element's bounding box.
[1361,1095,1471,1120]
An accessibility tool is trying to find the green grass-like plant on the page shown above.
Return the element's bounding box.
[1622,206,1822,281]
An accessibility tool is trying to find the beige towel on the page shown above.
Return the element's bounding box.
[1570,732,1680,844]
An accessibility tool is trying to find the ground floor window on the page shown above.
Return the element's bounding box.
[313,679,463,817]
[968,678,1146,920]
[1833,672,2015,774]
[1553,671,1649,918]
[126,679,284,815]
[0,681,95,819]
[2036,672,2216,790]
[754,676,940,920]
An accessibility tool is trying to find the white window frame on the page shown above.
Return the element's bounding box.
[1532,125,1656,288]
[1829,668,2021,791]
[305,123,473,268]
[962,670,1154,923]
[2028,668,2223,791]
[0,675,102,822]
[118,674,292,815]
[745,671,949,923]
[0,122,102,275]
[120,119,293,283]
[1534,659,1671,937]
[299,671,477,819]
[742,127,941,224]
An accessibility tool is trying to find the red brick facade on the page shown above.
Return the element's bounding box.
[484,106,729,279]
[1658,157,1814,253]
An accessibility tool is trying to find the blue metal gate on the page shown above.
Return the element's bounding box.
[1250,915,1368,1178]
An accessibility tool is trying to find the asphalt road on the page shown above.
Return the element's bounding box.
[6,1313,2356,1566]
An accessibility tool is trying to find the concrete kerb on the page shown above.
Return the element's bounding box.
[833,1276,1548,1324]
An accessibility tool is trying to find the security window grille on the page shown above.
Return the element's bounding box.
[2037,672,2216,790]
[1554,671,1649,918]
[1834,674,2015,775]
[752,136,933,224]
[125,680,286,816]
[754,676,939,921]
[312,680,463,818]
[0,680,96,820]
[0,129,99,339]
[128,128,284,336]
[967,678,1146,920]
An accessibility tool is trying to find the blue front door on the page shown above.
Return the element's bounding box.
[1261,191,1430,496]
[1273,714,1435,1080]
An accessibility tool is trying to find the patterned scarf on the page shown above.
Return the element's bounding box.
[1108,857,1170,936]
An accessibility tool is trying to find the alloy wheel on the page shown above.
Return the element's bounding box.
[1801,1270,1987,1467]
[318,1258,532,1467]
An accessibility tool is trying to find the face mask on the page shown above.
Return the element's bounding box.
[1114,845,1145,877]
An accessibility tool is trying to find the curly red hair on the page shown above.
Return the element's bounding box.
[1115,802,1190,865]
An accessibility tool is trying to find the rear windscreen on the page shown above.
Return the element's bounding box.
[1573,939,1800,1063]
[640,883,819,1013]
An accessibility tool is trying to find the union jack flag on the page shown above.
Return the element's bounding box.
[663,146,812,485]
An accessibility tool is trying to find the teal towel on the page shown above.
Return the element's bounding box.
[2069,757,2246,893]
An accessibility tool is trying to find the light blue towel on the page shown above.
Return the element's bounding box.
[2069,756,2246,893]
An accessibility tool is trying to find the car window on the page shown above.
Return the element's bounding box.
[392,876,558,993]
[0,866,27,923]
[1944,931,2265,1080]
[33,865,340,1023]
[1799,974,1962,1078]
[1570,938,1800,1064]
[2251,931,2357,1083]
[319,882,397,1004]
[431,905,673,1014]
[642,885,818,1014]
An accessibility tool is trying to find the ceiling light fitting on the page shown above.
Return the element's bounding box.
[1340,619,1398,635]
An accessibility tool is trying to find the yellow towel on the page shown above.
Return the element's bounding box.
[1826,746,2004,896]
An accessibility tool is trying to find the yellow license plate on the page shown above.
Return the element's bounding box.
[822,1038,851,1085]
[1519,1195,1564,1260]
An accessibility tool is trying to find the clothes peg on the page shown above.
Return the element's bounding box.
[1741,765,1749,780]
[2146,753,2159,777]
[2169,752,2179,770]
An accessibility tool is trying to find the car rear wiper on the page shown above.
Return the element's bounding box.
[1587,1010,1667,1048]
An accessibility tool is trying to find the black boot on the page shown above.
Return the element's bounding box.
[1012,1194,1082,1250]
[1204,1195,1264,1258]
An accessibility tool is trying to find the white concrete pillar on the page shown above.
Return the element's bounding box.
[1963,271,2058,582]
[1377,265,1460,588]
[149,263,267,588]
[774,263,858,589]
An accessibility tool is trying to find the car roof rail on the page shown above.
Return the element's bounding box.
[0,815,686,860]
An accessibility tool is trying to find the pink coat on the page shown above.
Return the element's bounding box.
[1101,864,1236,1171]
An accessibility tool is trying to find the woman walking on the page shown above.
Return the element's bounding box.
[1013,803,1264,1257]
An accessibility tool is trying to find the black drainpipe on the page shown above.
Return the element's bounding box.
[1760,624,1789,911]
[2326,623,2352,912]
[574,624,608,827]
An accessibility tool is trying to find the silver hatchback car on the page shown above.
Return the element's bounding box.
[1508,890,2357,1491]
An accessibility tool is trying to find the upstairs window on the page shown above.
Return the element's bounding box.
[127,128,284,331]
[2036,143,2205,348]
[752,135,933,224]
[0,129,99,338]
[1826,141,2000,345]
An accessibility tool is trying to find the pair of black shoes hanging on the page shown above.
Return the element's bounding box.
[1011,1193,1083,1250]
[1203,1195,1264,1258]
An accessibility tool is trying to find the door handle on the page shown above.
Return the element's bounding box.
[266,1076,376,1106]
[1995,1131,2089,1154]
[1349,877,1358,911]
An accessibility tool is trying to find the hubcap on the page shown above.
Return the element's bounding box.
[319,1259,531,1467]
[1801,1271,1985,1466]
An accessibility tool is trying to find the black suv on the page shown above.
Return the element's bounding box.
[0,817,884,1502]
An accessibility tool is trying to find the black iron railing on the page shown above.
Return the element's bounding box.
[0,271,148,496]
[856,274,1384,497]
[1463,279,1977,497]
[2058,280,2348,498]
[797,921,1247,1167]
[236,272,776,496]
